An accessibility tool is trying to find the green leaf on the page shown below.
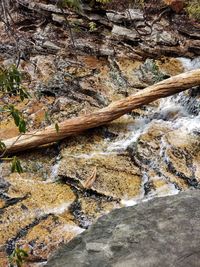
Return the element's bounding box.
[19,249,28,257]
[8,105,26,133]
[8,246,28,267]
[0,65,29,100]
[12,111,20,126]
[0,141,6,150]
[19,87,30,101]
[11,157,16,173]
[89,22,97,32]
[55,123,59,133]
[11,157,23,174]
[16,160,23,174]
[45,111,50,122]
[18,119,26,133]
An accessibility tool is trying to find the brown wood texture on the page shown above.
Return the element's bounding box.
[1,69,200,155]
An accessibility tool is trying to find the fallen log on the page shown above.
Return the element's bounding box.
[1,69,200,155]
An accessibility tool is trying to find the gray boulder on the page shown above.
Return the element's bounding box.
[46,190,200,267]
[112,25,140,41]
[107,9,143,23]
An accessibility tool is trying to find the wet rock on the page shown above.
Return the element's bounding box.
[0,250,9,267]
[58,131,142,199]
[112,57,144,88]
[156,57,184,76]
[46,190,200,267]
[0,177,10,195]
[0,169,76,261]
[164,129,200,184]
[17,214,84,261]
[136,58,169,85]
[132,116,200,192]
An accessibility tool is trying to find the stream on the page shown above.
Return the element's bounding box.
[0,55,200,266]
[0,2,200,265]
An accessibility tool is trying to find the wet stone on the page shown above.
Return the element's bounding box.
[58,132,142,200]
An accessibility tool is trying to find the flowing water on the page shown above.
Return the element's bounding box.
[0,55,200,266]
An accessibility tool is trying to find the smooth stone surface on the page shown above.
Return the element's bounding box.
[112,25,140,41]
[46,190,200,267]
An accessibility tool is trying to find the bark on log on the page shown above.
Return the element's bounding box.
[1,69,200,155]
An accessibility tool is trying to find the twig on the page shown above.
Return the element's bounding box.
[56,1,78,61]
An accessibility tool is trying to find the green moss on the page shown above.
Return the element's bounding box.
[96,0,111,3]
[186,0,200,21]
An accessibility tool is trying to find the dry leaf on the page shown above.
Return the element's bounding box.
[164,0,184,13]
[83,167,97,189]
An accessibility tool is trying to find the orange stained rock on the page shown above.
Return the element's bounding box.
[0,120,19,139]
[0,251,9,267]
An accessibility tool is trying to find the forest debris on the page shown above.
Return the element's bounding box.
[83,167,97,189]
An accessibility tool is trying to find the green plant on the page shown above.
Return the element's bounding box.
[11,156,24,174]
[88,21,97,32]
[95,0,111,3]
[8,246,28,267]
[0,65,29,172]
[151,61,168,83]
[0,65,29,101]
[0,65,28,134]
[0,140,6,150]
[8,105,26,133]
[55,122,60,133]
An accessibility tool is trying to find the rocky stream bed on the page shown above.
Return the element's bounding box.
[0,1,200,266]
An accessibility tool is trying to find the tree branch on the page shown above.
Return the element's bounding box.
[1,69,200,155]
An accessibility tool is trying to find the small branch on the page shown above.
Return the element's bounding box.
[56,1,79,61]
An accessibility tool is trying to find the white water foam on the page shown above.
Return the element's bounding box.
[107,117,150,152]
[147,183,179,200]
[41,202,71,215]
[63,151,114,159]
[177,57,200,71]
[121,183,179,207]
[158,95,187,118]
[120,171,149,207]
[173,115,200,133]
[50,162,60,181]
[62,224,85,235]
